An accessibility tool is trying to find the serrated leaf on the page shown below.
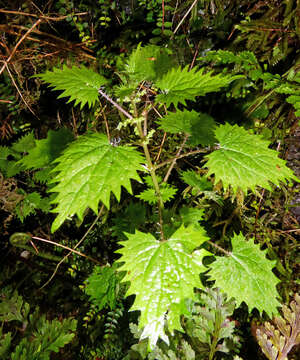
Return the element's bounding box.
[112,202,146,238]
[157,110,216,146]
[11,132,35,153]
[36,65,107,109]
[155,66,241,107]
[181,170,213,191]
[137,184,177,204]
[19,128,74,170]
[15,192,42,222]
[116,225,211,348]
[49,133,145,232]
[126,44,174,82]
[205,124,298,194]
[208,234,281,316]
[179,206,205,226]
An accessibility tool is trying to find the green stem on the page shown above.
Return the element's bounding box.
[132,103,165,241]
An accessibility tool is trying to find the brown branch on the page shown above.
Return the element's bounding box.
[32,236,101,264]
[155,148,208,170]
[39,205,105,289]
[0,19,42,76]
[163,134,189,183]
[4,62,37,117]
[0,9,88,21]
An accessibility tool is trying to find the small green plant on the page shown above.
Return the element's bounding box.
[126,288,241,359]
[0,289,77,359]
[28,44,299,351]
[256,293,300,360]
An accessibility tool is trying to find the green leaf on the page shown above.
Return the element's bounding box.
[0,331,11,358]
[137,184,177,204]
[205,124,298,193]
[49,133,145,232]
[208,234,281,316]
[0,290,30,323]
[19,128,74,170]
[179,206,205,226]
[112,202,146,238]
[36,65,107,109]
[15,192,42,222]
[85,264,122,310]
[126,44,173,82]
[181,170,213,191]
[11,132,35,153]
[158,110,216,145]
[155,66,241,107]
[11,312,77,360]
[116,225,211,348]
[0,133,36,177]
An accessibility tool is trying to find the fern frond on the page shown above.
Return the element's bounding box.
[201,50,259,71]
[36,65,107,109]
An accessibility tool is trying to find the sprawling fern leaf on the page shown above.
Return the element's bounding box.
[36,65,107,109]
[205,124,298,194]
[85,264,123,311]
[11,313,76,360]
[208,234,281,316]
[201,50,259,71]
[155,66,241,107]
[116,225,210,349]
[49,133,145,232]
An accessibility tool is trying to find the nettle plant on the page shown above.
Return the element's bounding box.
[36,45,298,349]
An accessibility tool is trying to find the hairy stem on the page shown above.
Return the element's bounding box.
[132,102,165,241]
[208,240,231,256]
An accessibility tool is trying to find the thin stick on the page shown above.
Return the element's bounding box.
[39,205,104,289]
[172,0,198,36]
[155,132,166,162]
[32,236,101,264]
[155,148,207,170]
[0,19,42,76]
[100,104,111,142]
[4,63,37,117]
[0,9,88,21]
[163,134,189,183]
